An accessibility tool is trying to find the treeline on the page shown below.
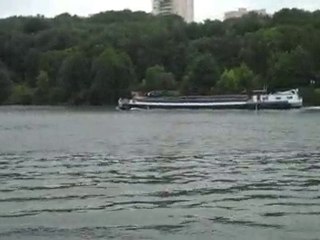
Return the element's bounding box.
[0,9,320,105]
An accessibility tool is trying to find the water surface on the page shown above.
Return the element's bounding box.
[0,107,319,240]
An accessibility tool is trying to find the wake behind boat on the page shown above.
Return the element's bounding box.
[118,89,303,110]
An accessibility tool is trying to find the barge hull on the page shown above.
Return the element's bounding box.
[120,102,300,110]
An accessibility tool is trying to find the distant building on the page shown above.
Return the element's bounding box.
[224,8,267,20]
[152,0,194,23]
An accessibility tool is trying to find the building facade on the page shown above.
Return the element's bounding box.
[224,8,267,20]
[152,0,194,23]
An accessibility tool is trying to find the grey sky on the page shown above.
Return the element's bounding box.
[0,0,319,21]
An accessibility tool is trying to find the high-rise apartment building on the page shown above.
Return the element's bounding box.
[152,0,194,23]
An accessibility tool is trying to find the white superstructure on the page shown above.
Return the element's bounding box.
[251,89,303,108]
[152,0,194,23]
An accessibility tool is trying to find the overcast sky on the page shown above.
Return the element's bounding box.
[0,0,319,21]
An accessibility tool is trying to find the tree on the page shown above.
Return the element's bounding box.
[225,13,269,36]
[268,46,314,89]
[9,85,33,105]
[39,50,68,86]
[0,69,12,104]
[33,71,50,104]
[217,63,256,92]
[272,8,312,26]
[142,65,176,91]
[240,30,275,77]
[58,52,91,102]
[23,16,51,34]
[90,48,136,104]
[24,48,41,86]
[0,32,32,82]
[185,53,220,94]
[218,69,240,93]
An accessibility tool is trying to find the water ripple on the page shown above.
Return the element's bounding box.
[1,109,320,239]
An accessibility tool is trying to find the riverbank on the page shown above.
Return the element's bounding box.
[1,88,320,107]
[1,9,320,107]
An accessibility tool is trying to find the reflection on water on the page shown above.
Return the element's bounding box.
[0,107,319,240]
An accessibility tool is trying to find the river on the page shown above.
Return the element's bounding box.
[0,107,319,240]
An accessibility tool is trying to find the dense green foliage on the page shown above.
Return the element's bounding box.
[142,65,176,91]
[0,9,320,105]
[218,63,256,93]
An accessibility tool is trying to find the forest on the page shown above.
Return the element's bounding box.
[0,8,320,105]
